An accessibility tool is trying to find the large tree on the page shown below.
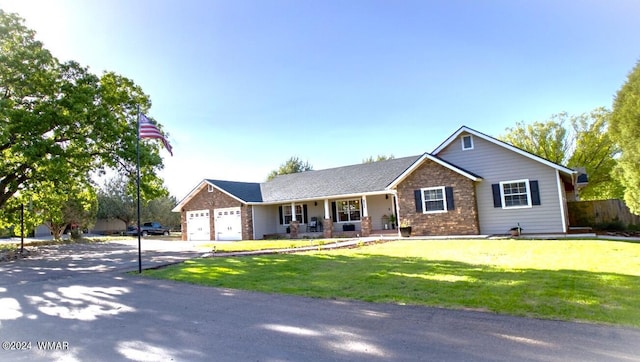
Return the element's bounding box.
[96,176,137,226]
[266,157,313,181]
[1,174,98,240]
[500,108,622,200]
[97,175,179,229]
[38,180,98,240]
[501,114,571,164]
[568,108,623,200]
[610,60,640,214]
[144,195,181,230]
[0,10,168,219]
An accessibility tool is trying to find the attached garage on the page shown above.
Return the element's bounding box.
[186,209,210,241]
[214,207,242,241]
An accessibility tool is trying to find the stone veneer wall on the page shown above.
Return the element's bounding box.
[323,218,333,238]
[396,160,480,236]
[360,216,371,237]
[180,186,254,240]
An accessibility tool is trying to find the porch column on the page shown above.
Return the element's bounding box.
[289,220,299,239]
[290,202,297,222]
[323,199,333,238]
[361,195,371,237]
[289,202,299,238]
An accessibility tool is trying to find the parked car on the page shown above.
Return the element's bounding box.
[126,222,171,237]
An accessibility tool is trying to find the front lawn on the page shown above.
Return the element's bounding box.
[203,239,340,252]
[142,239,640,327]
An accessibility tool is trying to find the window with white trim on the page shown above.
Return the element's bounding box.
[337,199,361,222]
[422,186,447,213]
[462,135,474,150]
[282,205,304,224]
[500,179,531,208]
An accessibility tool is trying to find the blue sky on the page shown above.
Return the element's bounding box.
[2,0,639,199]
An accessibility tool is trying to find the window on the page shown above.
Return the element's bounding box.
[207,184,214,192]
[282,205,304,224]
[500,180,531,208]
[337,199,361,222]
[462,135,474,150]
[422,187,447,213]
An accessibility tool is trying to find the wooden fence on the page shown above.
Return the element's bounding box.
[568,199,640,228]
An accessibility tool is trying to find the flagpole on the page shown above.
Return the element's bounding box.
[136,105,142,273]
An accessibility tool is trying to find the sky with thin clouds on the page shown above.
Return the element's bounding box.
[2,0,639,199]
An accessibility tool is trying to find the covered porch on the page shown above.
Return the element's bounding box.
[253,193,400,240]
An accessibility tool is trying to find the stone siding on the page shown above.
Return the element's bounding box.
[396,160,480,236]
[323,218,333,238]
[361,216,371,236]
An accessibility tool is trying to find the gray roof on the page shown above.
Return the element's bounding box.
[206,179,263,203]
[577,173,588,184]
[205,155,421,203]
[259,155,421,202]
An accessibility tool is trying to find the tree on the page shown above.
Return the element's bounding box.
[610,60,640,214]
[0,10,168,217]
[501,116,570,164]
[266,157,313,180]
[500,108,622,200]
[362,154,395,163]
[144,195,181,230]
[568,108,623,200]
[4,176,98,240]
[96,176,137,226]
[41,181,98,240]
[97,175,179,229]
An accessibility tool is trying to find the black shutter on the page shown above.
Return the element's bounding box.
[414,190,423,212]
[492,184,502,208]
[331,202,337,222]
[278,206,283,225]
[303,204,308,223]
[445,187,455,210]
[530,180,541,205]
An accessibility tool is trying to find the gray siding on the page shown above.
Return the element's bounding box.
[252,206,277,239]
[437,133,565,234]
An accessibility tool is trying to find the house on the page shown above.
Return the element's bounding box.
[172,126,583,241]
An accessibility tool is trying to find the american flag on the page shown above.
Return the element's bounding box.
[139,113,173,156]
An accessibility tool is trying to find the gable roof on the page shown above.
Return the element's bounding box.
[171,179,262,212]
[432,126,577,175]
[387,153,482,189]
[259,155,421,202]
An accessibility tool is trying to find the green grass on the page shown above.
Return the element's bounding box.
[142,239,640,327]
[204,239,338,252]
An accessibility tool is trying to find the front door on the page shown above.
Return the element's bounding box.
[214,207,242,241]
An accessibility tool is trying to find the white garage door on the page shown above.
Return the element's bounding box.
[187,209,211,241]
[214,207,242,241]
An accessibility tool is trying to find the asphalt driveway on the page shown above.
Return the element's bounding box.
[1,240,639,361]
